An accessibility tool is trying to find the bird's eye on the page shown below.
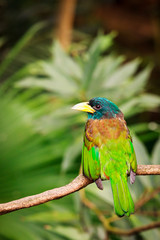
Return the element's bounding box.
[94,104,101,110]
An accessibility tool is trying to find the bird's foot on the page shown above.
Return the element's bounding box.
[95,178,103,190]
[130,169,136,184]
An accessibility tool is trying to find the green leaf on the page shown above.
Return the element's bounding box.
[139,94,160,108]
[132,135,152,188]
[82,33,115,90]
[119,97,141,117]
[17,75,78,95]
[53,42,82,80]
[89,32,115,54]
[103,58,141,88]
[152,138,160,164]
[82,42,101,90]
[62,137,82,172]
[123,65,152,98]
[151,138,160,187]
[88,55,124,94]
[86,182,114,206]
[130,215,160,240]
[0,23,44,78]
[50,226,90,240]
[130,123,150,134]
[26,209,77,223]
[0,214,42,240]
[120,94,160,118]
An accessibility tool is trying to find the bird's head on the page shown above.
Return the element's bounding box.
[72,97,123,120]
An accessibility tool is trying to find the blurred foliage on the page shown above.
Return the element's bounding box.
[0,27,160,240]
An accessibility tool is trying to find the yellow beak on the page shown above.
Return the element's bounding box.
[72,102,95,113]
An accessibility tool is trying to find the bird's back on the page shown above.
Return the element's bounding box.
[83,118,136,180]
[82,118,137,216]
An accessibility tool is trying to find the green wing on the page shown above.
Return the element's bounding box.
[129,137,137,173]
[82,135,101,180]
[82,133,137,180]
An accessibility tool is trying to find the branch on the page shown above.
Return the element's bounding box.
[135,186,160,210]
[0,165,160,215]
[106,221,160,236]
[79,184,160,236]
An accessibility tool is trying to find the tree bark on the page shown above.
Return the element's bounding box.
[56,0,77,49]
[0,165,160,215]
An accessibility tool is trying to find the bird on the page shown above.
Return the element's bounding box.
[72,97,137,217]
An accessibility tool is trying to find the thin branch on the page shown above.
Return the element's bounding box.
[135,186,160,210]
[106,221,160,236]
[80,184,160,236]
[136,210,160,217]
[136,165,160,175]
[0,165,160,216]
[0,175,92,215]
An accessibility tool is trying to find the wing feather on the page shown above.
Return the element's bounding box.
[82,136,101,180]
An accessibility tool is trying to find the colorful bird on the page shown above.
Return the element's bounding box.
[72,97,137,217]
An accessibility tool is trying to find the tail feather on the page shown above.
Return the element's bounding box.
[110,175,134,217]
[111,183,124,216]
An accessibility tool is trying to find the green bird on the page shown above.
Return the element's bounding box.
[72,97,137,217]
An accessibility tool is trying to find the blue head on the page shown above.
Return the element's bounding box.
[72,97,123,120]
[88,97,122,119]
